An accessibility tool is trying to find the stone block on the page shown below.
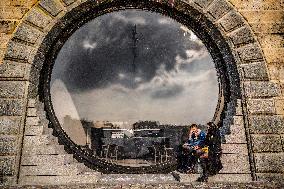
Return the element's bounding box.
[249,115,284,134]
[256,173,284,182]
[244,81,280,98]
[219,154,250,173]
[207,0,233,21]
[0,156,16,175]
[39,0,64,17]
[209,174,252,182]
[27,98,36,108]
[25,7,52,29]
[22,144,65,156]
[23,135,57,147]
[255,153,284,173]
[251,134,283,152]
[21,154,74,166]
[62,0,77,6]
[221,143,248,154]
[0,81,26,98]
[13,23,42,44]
[20,164,81,176]
[191,0,214,8]
[0,116,21,135]
[24,125,43,136]
[25,116,40,125]
[233,116,244,125]
[219,11,244,32]
[275,98,284,115]
[225,131,247,144]
[6,41,33,60]
[237,43,263,62]
[19,174,101,185]
[0,20,18,34]
[0,136,18,155]
[0,99,25,116]
[0,60,28,78]
[240,61,269,80]
[247,99,275,114]
[0,176,17,186]
[228,26,255,46]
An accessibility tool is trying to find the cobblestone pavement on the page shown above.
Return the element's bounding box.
[2,182,284,189]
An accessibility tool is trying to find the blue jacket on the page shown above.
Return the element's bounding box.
[187,130,206,147]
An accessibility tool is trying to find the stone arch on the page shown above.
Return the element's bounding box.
[1,0,282,183]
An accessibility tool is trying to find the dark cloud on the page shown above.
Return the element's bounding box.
[150,84,184,99]
[52,10,204,92]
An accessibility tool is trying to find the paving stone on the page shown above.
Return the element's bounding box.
[24,125,43,136]
[25,7,52,29]
[0,99,25,116]
[251,134,283,152]
[13,23,42,44]
[228,26,255,46]
[218,154,250,174]
[249,115,284,134]
[256,173,284,182]
[0,116,21,135]
[247,99,276,114]
[0,136,18,155]
[6,41,33,60]
[240,61,269,80]
[23,135,57,147]
[219,11,244,32]
[27,108,37,117]
[62,0,77,6]
[0,156,16,176]
[225,131,247,144]
[254,153,284,173]
[237,43,264,62]
[207,0,233,21]
[244,81,280,98]
[25,116,40,125]
[22,144,65,156]
[20,164,82,176]
[39,0,64,17]
[19,174,101,185]
[0,60,27,78]
[221,143,248,154]
[21,154,74,166]
[0,81,26,98]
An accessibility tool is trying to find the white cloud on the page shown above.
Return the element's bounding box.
[82,40,97,49]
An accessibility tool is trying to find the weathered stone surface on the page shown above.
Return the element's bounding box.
[228,26,255,46]
[0,99,25,116]
[22,144,65,156]
[249,115,284,134]
[20,164,81,176]
[39,0,64,17]
[219,11,244,32]
[25,8,52,29]
[244,81,280,98]
[0,60,28,78]
[254,153,284,173]
[0,20,18,34]
[6,41,33,60]
[256,173,284,182]
[207,0,233,20]
[275,98,284,115]
[251,134,283,152]
[219,154,250,173]
[225,131,247,143]
[0,136,18,155]
[21,154,74,166]
[62,0,77,6]
[191,0,214,8]
[24,125,43,136]
[27,107,37,117]
[240,61,269,80]
[247,99,275,114]
[23,135,57,147]
[13,23,42,44]
[25,116,40,125]
[0,81,26,98]
[27,98,36,108]
[221,143,248,154]
[0,116,21,135]
[237,43,263,62]
[0,156,16,175]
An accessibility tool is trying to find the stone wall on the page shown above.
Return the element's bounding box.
[0,0,283,185]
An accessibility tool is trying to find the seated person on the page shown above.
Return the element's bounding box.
[177,124,206,173]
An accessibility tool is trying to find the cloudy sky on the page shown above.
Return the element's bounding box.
[51,10,219,126]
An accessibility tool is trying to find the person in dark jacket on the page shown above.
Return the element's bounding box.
[196,122,223,182]
[177,124,206,173]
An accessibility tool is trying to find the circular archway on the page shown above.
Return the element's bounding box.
[36,0,241,173]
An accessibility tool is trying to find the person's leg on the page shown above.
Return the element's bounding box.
[196,157,209,182]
